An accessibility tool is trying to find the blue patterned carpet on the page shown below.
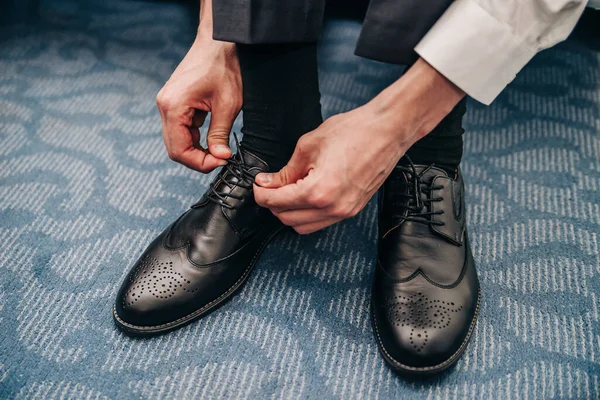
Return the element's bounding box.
[1,1,599,398]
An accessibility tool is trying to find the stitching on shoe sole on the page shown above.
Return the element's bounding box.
[113,226,283,333]
[371,288,481,374]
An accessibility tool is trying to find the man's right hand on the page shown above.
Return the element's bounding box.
[156,30,242,172]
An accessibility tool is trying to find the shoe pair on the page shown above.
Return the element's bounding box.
[113,146,480,376]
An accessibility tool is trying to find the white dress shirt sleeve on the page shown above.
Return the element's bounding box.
[414,0,588,105]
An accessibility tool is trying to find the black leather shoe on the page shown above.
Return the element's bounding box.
[113,146,283,335]
[371,158,480,376]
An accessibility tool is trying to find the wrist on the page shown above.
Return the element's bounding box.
[197,24,213,40]
[369,58,465,144]
[194,29,236,56]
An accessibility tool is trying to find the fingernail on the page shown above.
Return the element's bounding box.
[215,144,229,152]
[257,173,272,185]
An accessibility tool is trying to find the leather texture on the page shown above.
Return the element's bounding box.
[372,162,480,375]
[113,148,283,335]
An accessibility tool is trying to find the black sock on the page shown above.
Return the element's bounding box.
[403,98,467,176]
[237,43,323,171]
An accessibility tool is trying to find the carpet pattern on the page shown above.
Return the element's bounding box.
[0,1,599,398]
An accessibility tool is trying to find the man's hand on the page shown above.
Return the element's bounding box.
[156,1,241,172]
[252,105,408,234]
[253,58,465,234]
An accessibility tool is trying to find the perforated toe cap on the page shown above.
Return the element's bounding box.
[373,290,470,368]
[115,253,204,328]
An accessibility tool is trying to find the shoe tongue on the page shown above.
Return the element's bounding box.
[235,146,270,175]
[397,163,449,181]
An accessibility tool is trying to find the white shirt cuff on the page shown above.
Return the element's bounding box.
[414,0,536,105]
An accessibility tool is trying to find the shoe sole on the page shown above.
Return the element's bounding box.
[370,288,481,377]
[113,226,284,336]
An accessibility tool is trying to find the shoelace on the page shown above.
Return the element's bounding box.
[205,135,255,210]
[394,156,445,227]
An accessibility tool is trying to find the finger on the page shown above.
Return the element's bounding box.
[253,181,312,211]
[207,106,235,160]
[293,217,341,235]
[178,147,228,173]
[255,144,311,188]
[163,111,226,172]
[272,208,332,227]
[199,152,229,171]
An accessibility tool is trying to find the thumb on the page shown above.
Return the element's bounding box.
[255,150,309,188]
[207,107,234,159]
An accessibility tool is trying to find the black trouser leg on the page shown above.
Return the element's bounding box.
[236,43,323,171]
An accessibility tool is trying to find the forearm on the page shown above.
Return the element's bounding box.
[367,57,465,149]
